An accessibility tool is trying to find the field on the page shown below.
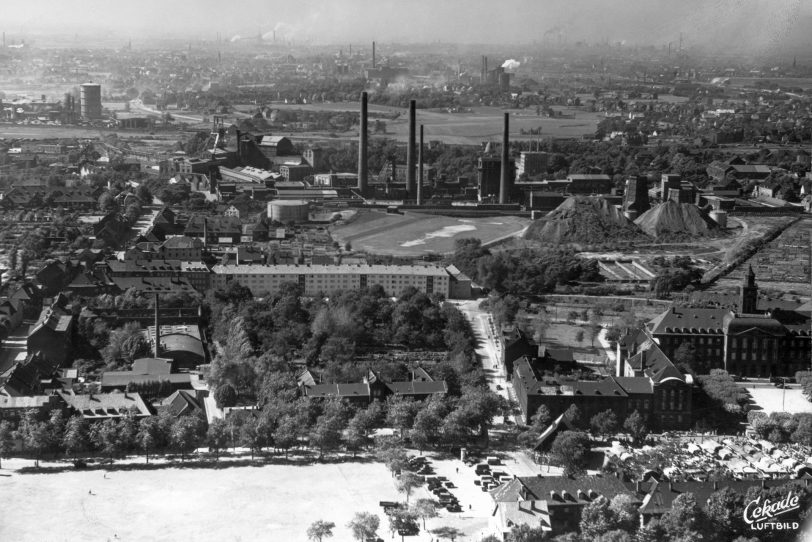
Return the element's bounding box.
[0,450,542,542]
[330,209,530,257]
[726,220,811,284]
[711,216,811,295]
[384,105,603,145]
[0,459,402,542]
[0,123,177,140]
[235,102,603,145]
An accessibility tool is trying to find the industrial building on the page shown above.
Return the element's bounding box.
[516,152,549,177]
[211,263,452,298]
[267,200,310,223]
[478,156,515,202]
[80,83,102,120]
[313,173,358,188]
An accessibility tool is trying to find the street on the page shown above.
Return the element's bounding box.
[450,300,515,421]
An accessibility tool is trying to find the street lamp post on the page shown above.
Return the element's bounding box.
[782,377,787,412]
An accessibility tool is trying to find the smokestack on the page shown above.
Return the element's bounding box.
[499,112,510,204]
[372,41,376,69]
[357,92,368,195]
[154,293,160,358]
[407,100,417,199]
[417,124,424,206]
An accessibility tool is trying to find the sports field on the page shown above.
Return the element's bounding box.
[330,210,530,256]
[0,449,542,542]
[0,459,401,542]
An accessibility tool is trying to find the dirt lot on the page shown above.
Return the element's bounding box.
[330,209,529,257]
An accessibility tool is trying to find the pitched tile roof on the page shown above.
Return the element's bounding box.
[626,342,686,384]
[493,500,551,532]
[640,478,799,516]
[614,376,653,394]
[491,475,633,505]
[385,381,448,395]
[648,307,728,335]
[58,391,152,418]
[305,382,370,398]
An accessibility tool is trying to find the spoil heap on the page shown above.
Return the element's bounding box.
[634,200,719,239]
[525,197,644,244]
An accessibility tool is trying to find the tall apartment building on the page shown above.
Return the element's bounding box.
[211,264,452,298]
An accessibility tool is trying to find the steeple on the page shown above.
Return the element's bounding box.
[740,265,758,314]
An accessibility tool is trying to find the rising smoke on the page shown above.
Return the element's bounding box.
[501,59,520,71]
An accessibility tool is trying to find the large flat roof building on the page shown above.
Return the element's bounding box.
[211,263,452,298]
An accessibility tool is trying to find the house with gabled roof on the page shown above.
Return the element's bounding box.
[0,353,62,397]
[298,367,447,404]
[489,474,636,538]
[159,389,204,418]
[27,304,75,367]
[58,390,152,420]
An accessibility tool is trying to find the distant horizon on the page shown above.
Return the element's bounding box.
[0,0,809,56]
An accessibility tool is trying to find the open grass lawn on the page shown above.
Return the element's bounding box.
[0,459,402,542]
[330,210,529,257]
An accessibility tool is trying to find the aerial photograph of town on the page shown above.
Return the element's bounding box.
[0,0,811,540]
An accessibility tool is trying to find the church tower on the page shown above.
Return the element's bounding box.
[739,265,758,314]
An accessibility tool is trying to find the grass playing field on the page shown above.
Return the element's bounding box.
[0,448,543,542]
[0,458,402,542]
[330,210,530,257]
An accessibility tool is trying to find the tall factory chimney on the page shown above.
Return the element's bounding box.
[372,41,376,69]
[357,92,368,195]
[417,124,424,206]
[499,112,510,204]
[406,100,417,199]
[153,293,160,358]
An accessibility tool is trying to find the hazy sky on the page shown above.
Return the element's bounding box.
[3,0,808,53]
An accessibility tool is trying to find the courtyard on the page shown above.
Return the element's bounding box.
[744,383,812,415]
